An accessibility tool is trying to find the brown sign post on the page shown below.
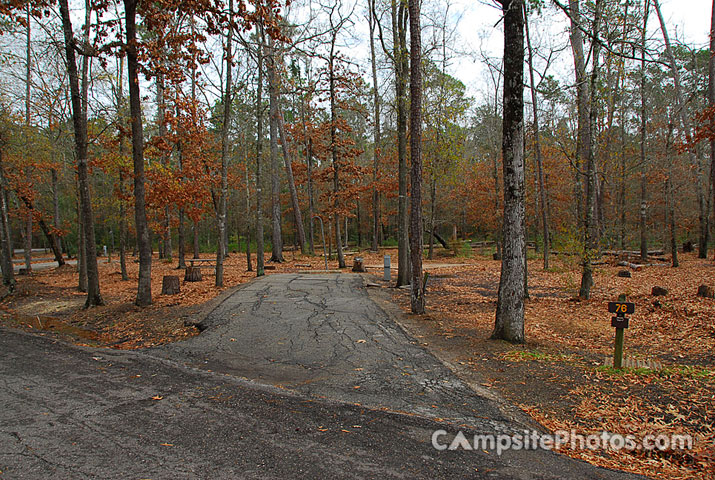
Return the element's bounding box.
[607,295,634,369]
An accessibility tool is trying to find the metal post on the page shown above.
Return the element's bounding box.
[384,254,390,281]
[313,216,328,271]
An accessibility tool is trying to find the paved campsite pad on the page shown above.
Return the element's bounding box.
[160,274,515,431]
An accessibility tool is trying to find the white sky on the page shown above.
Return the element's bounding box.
[447,0,714,99]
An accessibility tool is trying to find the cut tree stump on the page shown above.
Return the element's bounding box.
[617,270,631,278]
[697,285,714,298]
[651,286,669,296]
[683,241,694,252]
[184,266,202,282]
[352,257,366,272]
[161,275,181,295]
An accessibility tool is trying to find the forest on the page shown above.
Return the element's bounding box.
[1,1,715,477]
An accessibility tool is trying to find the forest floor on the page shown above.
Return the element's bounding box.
[1,245,713,478]
[385,248,715,480]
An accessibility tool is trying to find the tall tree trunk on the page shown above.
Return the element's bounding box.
[193,221,200,258]
[710,0,715,261]
[329,36,346,269]
[245,160,252,271]
[307,137,315,254]
[59,0,102,306]
[77,193,87,292]
[51,168,62,257]
[640,0,650,261]
[428,177,436,259]
[255,24,266,276]
[125,0,151,306]
[23,4,32,273]
[369,0,381,253]
[579,0,603,300]
[393,0,410,285]
[654,0,705,258]
[0,152,16,293]
[524,3,549,270]
[568,0,589,231]
[268,37,284,263]
[176,132,186,269]
[216,0,233,287]
[408,0,424,314]
[493,0,525,343]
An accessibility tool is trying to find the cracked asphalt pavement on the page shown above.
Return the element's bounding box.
[1,273,644,479]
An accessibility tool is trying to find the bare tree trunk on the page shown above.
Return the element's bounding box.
[276,106,307,254]
[408,0,424,313]
[59,0,102,306]
[245,162,252,271]
[0,153,16,292]
[710,0,715,260]
[77,193,87,292]
[640,0,650,261]
[125,0,151,306]
[216,0,233,287]
[392,0,410,285]
[51,168,62,257]
[23,4,32,274]
[268,37,284,263]
[568,0,589,231]
[579,0,603,300]
[654,0,706,258]
[255,23,266,277]
[369,0,381,253]
[428,177,436,259]
[524,3,549,270]
[329,35,345,269]
[493,0,525,343]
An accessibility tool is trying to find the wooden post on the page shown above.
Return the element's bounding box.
[614,293,626,369]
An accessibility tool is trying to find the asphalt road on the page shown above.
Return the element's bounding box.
[0,273,645,479]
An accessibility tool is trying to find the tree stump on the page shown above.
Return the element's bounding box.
[617,270,631,278]
[697,285,714,298]
[352,257,366,272]
[184,266,202,282]
[161,275,181,295]
[651,286,669,296]
[683,241,694,253]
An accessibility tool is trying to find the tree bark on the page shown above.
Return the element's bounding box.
[579,0,603,300]
[216,0,233,287]
[329,33,345,269]
[0,152,16,292]
[125,0,151,306]
[654,0,706,258]
[640,0,650,262]
[268,37,284,263]
[493,0,525,343]
[709,0,715,261]
[59,0,102,306]
[568,0,589,231]
[524,3,549,270]
[392,0,410,285]
[369,0,381,253]
[255,23,266,276]
[408,0,424,314]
